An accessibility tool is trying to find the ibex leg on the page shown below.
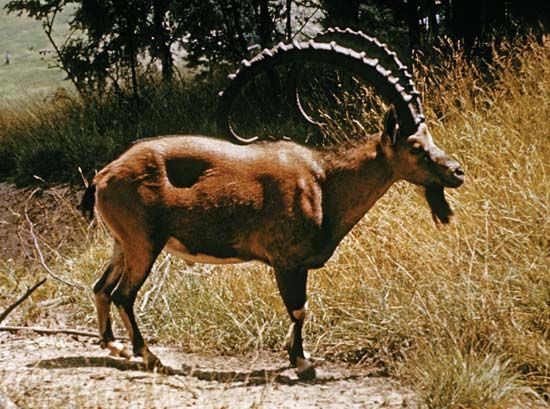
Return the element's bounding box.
[93,241,131,358]
[274,267,315,380]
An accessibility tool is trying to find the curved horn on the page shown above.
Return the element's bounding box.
[314,30,413,87]
[293,27,424,131]
[217,41,424,142]
[314,27,423,122]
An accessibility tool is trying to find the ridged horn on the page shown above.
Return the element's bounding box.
[292,27,425,130]
[316,30,411,87]
[314,28,423,122]
[217,40,424,143]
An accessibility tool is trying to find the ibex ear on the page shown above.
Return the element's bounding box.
[382,105,398,145]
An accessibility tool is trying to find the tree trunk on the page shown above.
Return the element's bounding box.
[427,0,438,39]
[129,42,139,101]
[285,0,292,42]
[218,0,243,60]
[322,0,360,29]
[406,0,420,56]
[257,0,273,49]
[229,0,249,55]
[451,0,482,56]
[125,12,139,101]
[153,0,173,82]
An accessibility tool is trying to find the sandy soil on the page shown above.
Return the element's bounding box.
[0,332,417,409]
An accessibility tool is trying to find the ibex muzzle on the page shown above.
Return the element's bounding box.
[81,32,464,380]
[390,120,464,189]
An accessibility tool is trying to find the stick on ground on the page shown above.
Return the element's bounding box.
[0,325,129,340]
[0,278,47,324]
[0,325,98,338]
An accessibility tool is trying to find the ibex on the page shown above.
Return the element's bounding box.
[81,32,464,380]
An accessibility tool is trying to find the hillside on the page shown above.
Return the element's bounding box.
[0,0,73,102]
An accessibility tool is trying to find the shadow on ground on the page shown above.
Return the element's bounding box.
[31,355,357,386]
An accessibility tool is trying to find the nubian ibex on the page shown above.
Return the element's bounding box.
[81,31,464,380]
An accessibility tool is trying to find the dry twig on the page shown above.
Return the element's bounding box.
[0,278,47,324]
[0,325,98,337]
[0,325,129,341]
[140,254,171,312]
[0,325,130,341]
[24,188,85,289]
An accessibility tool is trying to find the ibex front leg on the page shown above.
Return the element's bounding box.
[274,268,316,380]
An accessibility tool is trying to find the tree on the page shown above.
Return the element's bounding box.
[321,0,360,29]
[338,0,549,58]
[5,0,184,96]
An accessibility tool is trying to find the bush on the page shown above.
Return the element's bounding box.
[0,77,221,185]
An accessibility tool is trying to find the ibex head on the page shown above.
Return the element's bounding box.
[382,106,464,188]
[325,28,464,224]
[381,106,464,223]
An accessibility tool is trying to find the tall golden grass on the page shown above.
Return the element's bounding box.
[1,37,548,407]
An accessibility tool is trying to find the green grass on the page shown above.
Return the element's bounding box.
[0,38,549,407]
[0,0,73,101]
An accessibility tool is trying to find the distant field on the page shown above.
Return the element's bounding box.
[0,0,73,102]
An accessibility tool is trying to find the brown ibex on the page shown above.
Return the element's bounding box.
[81,38,464,380]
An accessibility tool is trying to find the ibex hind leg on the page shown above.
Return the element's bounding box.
[274,267,316,380]
[111,241,164,371]
[93,241,132,359]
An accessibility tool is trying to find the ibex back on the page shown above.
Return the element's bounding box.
[82,37,464,380]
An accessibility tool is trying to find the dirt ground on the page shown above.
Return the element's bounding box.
[0,331,417,409]
[0,182,418,408]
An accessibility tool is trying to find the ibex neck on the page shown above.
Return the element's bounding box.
[320,133,396,242]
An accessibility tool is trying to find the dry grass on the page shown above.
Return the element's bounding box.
[0,38,548,407]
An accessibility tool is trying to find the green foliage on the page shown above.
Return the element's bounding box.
[3,0,549,103]
[5,0,180,95]
[178,1,259,69]
[2,0,298,96]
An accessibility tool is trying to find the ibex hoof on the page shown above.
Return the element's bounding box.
[296,357,316,381]
[106,341,132,360]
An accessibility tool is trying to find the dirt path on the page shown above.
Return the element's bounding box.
[0,332,417,408]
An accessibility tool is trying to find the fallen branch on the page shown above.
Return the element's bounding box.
[0,325,98,338]
[0,325,129,341]
[0,278,47,324]
[25,187,85,289]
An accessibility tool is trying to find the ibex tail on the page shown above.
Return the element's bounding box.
[80,184,96,220]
